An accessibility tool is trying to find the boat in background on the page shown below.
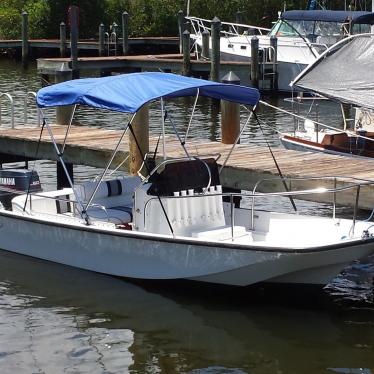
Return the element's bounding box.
[280,33,374,158]
[0,72,374,287]
[188,10,374,91]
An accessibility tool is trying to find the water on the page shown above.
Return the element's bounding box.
[0,59,373,374]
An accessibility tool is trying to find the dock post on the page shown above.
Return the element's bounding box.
[60,22,67,57]
[178,10,186,53]
[69,5,79,78]
[235,10,243,34]
[270,35,278,91]
[250,36,259,88]
[182,30,191,76]
[21,11,29,66]
[55,66,74,126]
[129,104,149,176]
[57,161,74,189]
[201,29,210,60]
[122,12,129,55]
[99,23,105,56]
[210,17,221,82]
[221,71,240,144]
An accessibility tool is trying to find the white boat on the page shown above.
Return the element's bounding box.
[279,33,374,158]
[1,72,374,287]
[188,10,374,91]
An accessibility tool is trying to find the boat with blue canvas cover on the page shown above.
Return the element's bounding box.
[280,33,374,158]
[0,71,374,287]
[188,9,374,91]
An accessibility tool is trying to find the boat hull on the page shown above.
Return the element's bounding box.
[0,211,373,287]
[280,135,374,159]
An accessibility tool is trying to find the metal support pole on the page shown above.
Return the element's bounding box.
[182,30,191,76]
[122,12,129,55]
[21,11,29,66]
[60,22,67,57]
[210,17,221,82]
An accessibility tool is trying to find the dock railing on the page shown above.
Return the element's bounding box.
[0,93,15,128]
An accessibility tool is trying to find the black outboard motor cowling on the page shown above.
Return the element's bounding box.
[0,169,42,209]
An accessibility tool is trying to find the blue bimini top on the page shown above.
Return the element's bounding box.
[281,10,374,24]
[37,72,260,114]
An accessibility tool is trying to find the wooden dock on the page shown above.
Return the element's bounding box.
[1,124,374,210]
[37,53,258,75]
[0,37,179,51]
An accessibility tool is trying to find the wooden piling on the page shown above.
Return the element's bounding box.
[59,22,67,58]
[21,11,29,66]
[122,12,129,55]
[99,23,105,57]
[55,69,74,126]
[178,10,186,54]
[129,104,149,176]
[57,161,74,189]
[201,29,210,60]
[235,11,243,35]
[221,71,240,144]
[182,30,191,76]
[250,36,259,88]
[270,35,278,91]
[211,17,221,82]
[69,5,79,75]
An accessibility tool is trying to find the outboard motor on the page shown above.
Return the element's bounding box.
[0,169,42,210]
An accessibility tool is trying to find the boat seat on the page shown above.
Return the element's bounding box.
[84,205,133,225]
[74,176,141,224]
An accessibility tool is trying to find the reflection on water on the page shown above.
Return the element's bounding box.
[0,59,373,374]
[0,251,373,374]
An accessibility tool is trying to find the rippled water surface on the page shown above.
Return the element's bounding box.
[0,59,373,374]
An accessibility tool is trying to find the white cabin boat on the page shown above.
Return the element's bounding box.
[0,72,374,287]
[188,10,374,91]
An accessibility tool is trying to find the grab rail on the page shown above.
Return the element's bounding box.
[24,91,41,127]
[0,93,15,128]
[142,175,374,239]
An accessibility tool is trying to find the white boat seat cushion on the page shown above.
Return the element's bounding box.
[86,205,133,224]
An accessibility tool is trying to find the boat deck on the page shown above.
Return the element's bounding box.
[1,124,374,208]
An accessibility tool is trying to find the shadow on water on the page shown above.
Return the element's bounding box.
[0,250,373,374]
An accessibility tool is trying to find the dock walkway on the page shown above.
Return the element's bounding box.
[1,124,374,209]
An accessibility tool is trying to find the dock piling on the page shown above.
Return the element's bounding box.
[250,36,259,88]
[211,17,221,82]
[21,11,29,66]
[57,161,74,189]
[270,36,278,91]
[178,10,186,54]
[182,30,191,76]
[221,71,240,144]
[122,12,129,55]
[201,29,210,60]
[99,23,105,57]
[129,104,149,176]
[55,67,74,126]
[59,22,67,57]
[69,5,79,76]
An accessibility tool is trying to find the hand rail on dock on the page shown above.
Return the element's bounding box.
[24,91,41,127]
[0,93,15,129]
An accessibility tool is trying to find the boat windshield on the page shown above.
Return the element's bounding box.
[269,19,370,42]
